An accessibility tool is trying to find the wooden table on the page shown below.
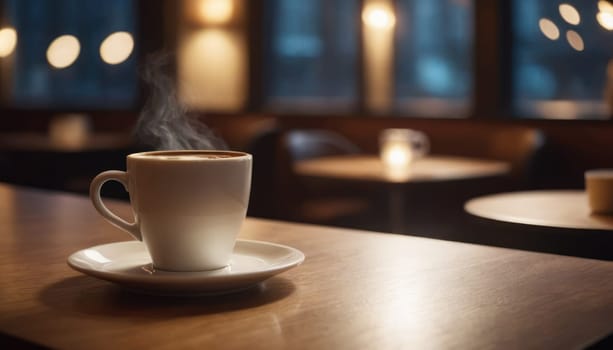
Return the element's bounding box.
[2,183,613,349]
[295,155,510,232]
[465,190,613,231]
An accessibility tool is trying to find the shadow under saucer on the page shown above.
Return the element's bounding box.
[39,275,296,319]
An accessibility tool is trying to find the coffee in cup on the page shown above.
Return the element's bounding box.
[585,169,613,215]
[90,150,252,271]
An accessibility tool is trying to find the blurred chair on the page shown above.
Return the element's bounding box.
[286,129,360,161]
[243,125,283,219]
[480,128,546,189]
[427,125,546,190]
[202,114,282,219]
[399,126,548,240]
[278,129,372,226]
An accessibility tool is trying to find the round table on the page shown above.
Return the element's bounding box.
[295,155,510,184]
[465,190,613,231]
[295,155,510,232]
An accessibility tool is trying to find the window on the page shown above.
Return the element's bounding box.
[513,0,613,119]
[264,0,472,117]
[1,0,137,109]
[394,0,473,117]
[265,0,359,112]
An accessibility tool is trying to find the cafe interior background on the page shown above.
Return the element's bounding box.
[0,0,612,259]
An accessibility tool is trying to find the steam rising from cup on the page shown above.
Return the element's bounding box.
[135,54,227,151]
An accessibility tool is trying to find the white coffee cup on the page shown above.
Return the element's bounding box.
[90,150,252,271]
[585,169,613,215]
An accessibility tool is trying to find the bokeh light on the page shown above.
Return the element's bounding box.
[362,3,396,29]
[100,32,134,64]
[559,4,580,25]
[539,18,560,40]
[566,30,584,51]
[0,27,17,57]
[597,1,613,30]
[597,11,613,30]
[197,0,233,25]
[598,0,613,14]
[46,35,80,68]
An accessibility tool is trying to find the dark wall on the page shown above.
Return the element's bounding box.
[274,115,613,189]
[1,111,612,191]
[1,112,612,259]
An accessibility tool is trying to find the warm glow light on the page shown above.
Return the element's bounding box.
[362,3,396,29]
[559,4,581,25]
[363,0,396,112]
[566,30,584,51]
[0,27,17,57]
[46,35,80,68]
[380,129,418,169]
[598,1,613,30]
[533,100,582,119]
[538,18,560,40]
[598,0,613,14]
[380,142,413,181]
[49,113,90,149]
[179,29,246,110]
[379,129,429,178]
[197,0,233,25]
[100,32,134,64]
[382,145,413,167]
[597,11,613,30]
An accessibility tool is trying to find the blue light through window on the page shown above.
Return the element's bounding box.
[513,0,613,119]
[266,0,359,111]
[2,0,137,109]
[395,0,473,117]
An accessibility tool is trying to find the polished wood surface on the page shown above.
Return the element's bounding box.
[465,190,613,230]
[1,184,613,349]
[294,155,510,183]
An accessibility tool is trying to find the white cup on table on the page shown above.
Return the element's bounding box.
[90,150,252,271]
[585,169,613,215]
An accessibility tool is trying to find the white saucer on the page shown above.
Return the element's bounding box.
[67,240,305,296]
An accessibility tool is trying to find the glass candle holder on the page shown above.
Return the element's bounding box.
[379,128,429,179]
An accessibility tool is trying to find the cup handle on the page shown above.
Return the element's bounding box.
[89,170,141,241]
[413,133,430,158]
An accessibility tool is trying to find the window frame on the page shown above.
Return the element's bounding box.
[248,0,613,121]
